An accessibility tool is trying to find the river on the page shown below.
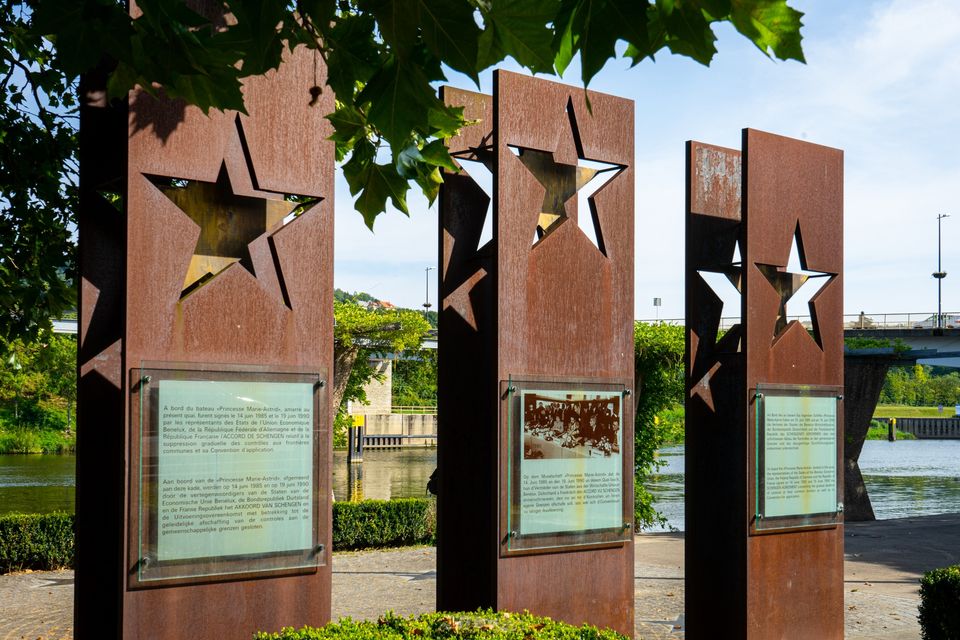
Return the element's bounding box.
[3,441,959,531]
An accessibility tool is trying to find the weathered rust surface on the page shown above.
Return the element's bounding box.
[686,131,844,638]
[77,37,334,639]
[439,72,634,636]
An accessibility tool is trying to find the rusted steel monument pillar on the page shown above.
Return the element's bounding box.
[76,38,334,639]
[685,130,844,638]
[438,71,635,635]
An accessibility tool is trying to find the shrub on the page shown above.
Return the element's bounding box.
[0,499,436,574]
[333,498,435,551]
[919,565,960,639]
[0,512,75,573]
[255,610,627,640]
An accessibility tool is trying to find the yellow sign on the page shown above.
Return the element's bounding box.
[352,414,365,427]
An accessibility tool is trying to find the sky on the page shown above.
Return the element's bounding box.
[331,0,960,323]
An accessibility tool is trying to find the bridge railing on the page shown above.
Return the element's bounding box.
[637,312,960,331]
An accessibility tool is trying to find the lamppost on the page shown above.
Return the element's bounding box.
[934,214,949,328]
[423,266,434,314]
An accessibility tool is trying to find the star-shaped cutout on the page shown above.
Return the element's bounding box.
[697,240,743,331]
[756,225,835,345]
[510,101,623,254]
[150,163,299,296]
[452,145,494,252]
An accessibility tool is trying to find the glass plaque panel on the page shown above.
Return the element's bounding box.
[502,378,632,554]
[131,363,325,586]
[753,383,843,532]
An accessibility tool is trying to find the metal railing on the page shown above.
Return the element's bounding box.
[637,312,960,332]
[390,405,438,415]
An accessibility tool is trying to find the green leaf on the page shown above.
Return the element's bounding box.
[554,0,650,86]
[343,140,410,227]
[426,103,466,138]
[419,139,458,171]
[217,0,288,76]
[414,165,444,205]
[477,0,556,73]
[326,104,368,145]
[417,0,480,81]
[395,142,425,179]
[321,13,383,100]
[658,5,718,65]
[357,54,437,147]
[729,0,805,62]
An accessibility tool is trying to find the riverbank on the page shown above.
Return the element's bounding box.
[3,513,958,639]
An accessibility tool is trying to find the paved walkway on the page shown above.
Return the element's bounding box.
[2,514,958,639]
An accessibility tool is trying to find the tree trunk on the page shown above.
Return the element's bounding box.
[331,344,360,417]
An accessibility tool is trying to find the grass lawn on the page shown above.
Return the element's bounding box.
[873,405,959,418]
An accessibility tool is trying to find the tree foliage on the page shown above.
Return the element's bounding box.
[881,365,960,407]
[331,297,431,443]
[633,321,684,529]
[28,0,803,227]
[0,332,77,453]
[0,1,806,339]
[393,348,438,407]
[0,5,77,340]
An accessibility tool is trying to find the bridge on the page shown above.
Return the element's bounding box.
[641,312,960,367]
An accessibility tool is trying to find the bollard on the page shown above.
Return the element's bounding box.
[347,415,365,463]
[888,417,897,442]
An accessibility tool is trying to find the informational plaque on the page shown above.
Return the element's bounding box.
[754,384,842,532]
[502,380,632,554]
[131,365,324,585]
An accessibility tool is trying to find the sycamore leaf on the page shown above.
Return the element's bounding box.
[396,142,425,179]
[358,54,437,147]
[414,165,444,206]
[419,139,458,171]
[555,0,650,86]
[427,103,467,138]
[477,0,555,73]
[322,13,383,101]
[343,140,410,227]
[659,5,718,65]
[417,0,481,81]
[326,104,368,145]
[216,0,288,76]
[730,0,805,62]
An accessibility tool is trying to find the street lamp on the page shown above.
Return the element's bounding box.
[934,214,949,328]
[423,266,435,313]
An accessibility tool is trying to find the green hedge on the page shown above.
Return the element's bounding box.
[0,499,435,574]
[919,564,960,639]
[332,498,435,551]
[256,610,626,640]
[0,512,74,573]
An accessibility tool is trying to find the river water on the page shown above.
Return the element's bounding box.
[3,441,959,532]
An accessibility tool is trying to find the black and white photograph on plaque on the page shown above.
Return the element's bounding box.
[522,390,621,460]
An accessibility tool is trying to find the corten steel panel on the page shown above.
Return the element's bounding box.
[686,131,843,638]
[684,141,747,637]
[439,74,635,634]
[494,71,635,636]
[77,40,335,638]
[743,128,844,639]
[437,85,497,612]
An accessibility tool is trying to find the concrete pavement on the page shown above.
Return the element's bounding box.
[2,513,958,639]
